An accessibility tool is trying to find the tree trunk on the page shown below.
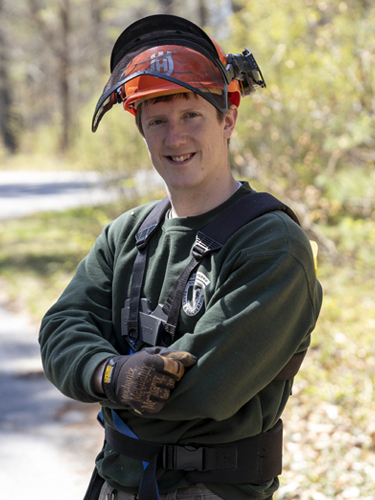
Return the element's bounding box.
[28,0,73,153]
[59,0,71,153]
[197,0,208,26]
[230,0,243,13]
[158,0,175,14]
[0,0,17,152]
[90,0,106,74]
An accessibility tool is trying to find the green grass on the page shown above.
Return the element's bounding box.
[1,199,374,499]
[0,201,136,317]
[0,153,76,172]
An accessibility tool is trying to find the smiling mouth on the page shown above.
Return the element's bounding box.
[168,153,194,163]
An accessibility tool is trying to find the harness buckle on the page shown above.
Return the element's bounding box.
[135,224,159,250]
[192,231,223,260]
[162,445,205,472]
[122,299,169,351]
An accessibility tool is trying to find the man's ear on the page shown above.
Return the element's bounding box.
[223,105,238,140]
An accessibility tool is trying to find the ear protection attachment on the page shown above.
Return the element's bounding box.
[225,48,266,96]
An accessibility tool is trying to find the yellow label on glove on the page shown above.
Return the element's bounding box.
[104,365,113,384]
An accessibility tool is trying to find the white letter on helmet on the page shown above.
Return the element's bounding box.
[150,51,174,76]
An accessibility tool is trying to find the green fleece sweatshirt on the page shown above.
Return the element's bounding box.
[39,182,322,500]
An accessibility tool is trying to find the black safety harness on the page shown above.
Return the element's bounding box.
[84,191,308,500]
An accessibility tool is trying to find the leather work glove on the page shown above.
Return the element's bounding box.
[102,347,197,414]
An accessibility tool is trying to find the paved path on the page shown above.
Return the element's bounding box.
[0,171,121,498]
[0,303,103,498]
[0,171,120,220]
[0,169,164,220]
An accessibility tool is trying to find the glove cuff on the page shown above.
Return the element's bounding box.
[102,357,119,403]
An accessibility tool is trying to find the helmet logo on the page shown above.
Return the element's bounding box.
[150,51,174,76]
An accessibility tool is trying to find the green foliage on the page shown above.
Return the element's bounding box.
[68,97,151,174]
[228,0,375,191]
[4,0,375,199]
[316,168,375,203]
[324,217,375,274]
[20,116,62,157]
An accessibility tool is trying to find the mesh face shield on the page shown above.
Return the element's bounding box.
[92,42,229,132]
[91,14,266,132]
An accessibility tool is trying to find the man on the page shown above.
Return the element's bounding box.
[39,14,322,500]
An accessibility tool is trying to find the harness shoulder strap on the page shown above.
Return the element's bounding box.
[124,191,301,351]
[135,197,171,250]
[198,191,300,248]
[162,192,300,337]
[124,198,171,351]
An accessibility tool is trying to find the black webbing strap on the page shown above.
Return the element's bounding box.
[103,419,283,500]
[82,461,105,500]
[124,191,300,350]
[161,192,300,339]
[197,192,300,245]
[185,419,283,484]
[106,423,163,500]
[124,198,171,349]
[161,254,207,337]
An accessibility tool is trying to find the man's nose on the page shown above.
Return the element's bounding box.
[165,122,187,149]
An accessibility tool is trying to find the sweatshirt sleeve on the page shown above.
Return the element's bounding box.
[153,212,323,422]
[39,222,121,403]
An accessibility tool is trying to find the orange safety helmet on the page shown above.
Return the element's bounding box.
[92,15,265,132]
[121,43,241,116]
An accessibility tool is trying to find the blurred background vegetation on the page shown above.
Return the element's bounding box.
[0,0,374,498]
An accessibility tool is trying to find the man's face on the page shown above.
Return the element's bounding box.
[140,93,237,196]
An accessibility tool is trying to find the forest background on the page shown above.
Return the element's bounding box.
[0,0,374,499]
